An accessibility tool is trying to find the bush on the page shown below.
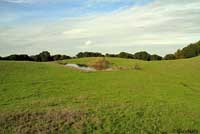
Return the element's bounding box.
[89,58,110,70]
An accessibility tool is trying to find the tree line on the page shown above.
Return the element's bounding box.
[0,51,71,62]
[0,40,200,62]
[164,40,200,60]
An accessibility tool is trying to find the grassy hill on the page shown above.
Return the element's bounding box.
[0,57,200,133]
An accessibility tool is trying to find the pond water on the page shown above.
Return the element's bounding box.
[65,64,96,71]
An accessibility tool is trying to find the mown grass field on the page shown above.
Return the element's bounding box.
[0,57,200,133]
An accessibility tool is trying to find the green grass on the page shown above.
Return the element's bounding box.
[0,57,200,133]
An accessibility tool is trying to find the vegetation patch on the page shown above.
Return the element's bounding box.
[88,57,111,70]
[133,64,142,70]
[0,103,198,134]
[1,56,200,133]
[0,109,85,134]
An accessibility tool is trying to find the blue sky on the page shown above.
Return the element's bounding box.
[0,0,200,56]
[0,0,152,24]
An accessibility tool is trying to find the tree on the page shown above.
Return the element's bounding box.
[39,51,52,62]
[3,54,31,61]
[76,52,104,58]
[76,52,84,58]
[133,51,151,61]
[181,43,200,58]
[174,41,200,59]
[118,52,134,59]
[164,54,176,60]
[150,54,162,61]
[30,55,41,62]
[52,54,71,61]
[60,55,71,60]
[52,54,62,61]
[105,53,118,57]
[175,49,184,59]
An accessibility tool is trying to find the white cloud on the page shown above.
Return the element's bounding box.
[85,40,92,46]
[0,0,200,56]
[61,0,200,47]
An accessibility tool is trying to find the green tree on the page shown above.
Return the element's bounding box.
[39,51,52,62]
[60,55,71,60]
[76,52,103,58]
[4,54,31,61]
[105,53,118,57]
[30,55,41,62]
[118,52,134,59]
[52,55,62,61]
[133,51,151,61]
[150,54,162,61]
[181,43,200,58]
[174,41,200,59]
[164,54,176,60]
[175,49,184,59]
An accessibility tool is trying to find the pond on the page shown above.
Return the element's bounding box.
[65,64,96,71]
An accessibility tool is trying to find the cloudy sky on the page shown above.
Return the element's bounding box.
[0,0,200,56]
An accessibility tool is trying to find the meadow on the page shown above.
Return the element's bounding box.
[0,57,200,133]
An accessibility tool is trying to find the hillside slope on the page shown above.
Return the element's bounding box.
[0,57,200,133]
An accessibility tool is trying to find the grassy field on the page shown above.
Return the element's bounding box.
[0,57,200,133]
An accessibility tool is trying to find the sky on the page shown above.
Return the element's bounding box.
[0,0,200,56]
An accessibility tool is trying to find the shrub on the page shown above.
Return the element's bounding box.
[89,58,110,70]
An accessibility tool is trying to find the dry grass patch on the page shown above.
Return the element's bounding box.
[0,109,85,134]
[88,57,111,70]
